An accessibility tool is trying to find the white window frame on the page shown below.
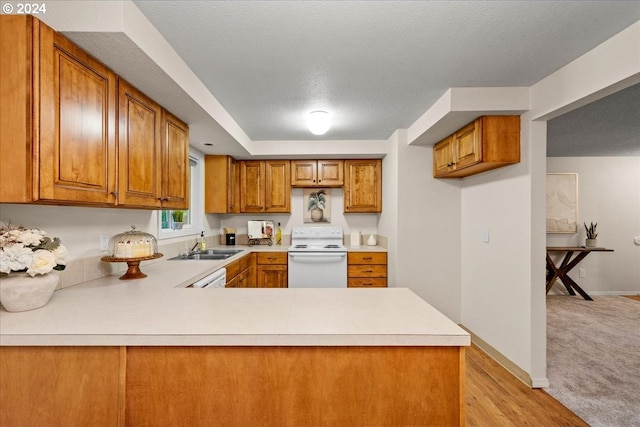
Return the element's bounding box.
[157,149,204,240]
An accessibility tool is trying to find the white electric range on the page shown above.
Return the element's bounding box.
[288,226,347,288]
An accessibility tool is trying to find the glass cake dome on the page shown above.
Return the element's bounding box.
[107,225,158,259]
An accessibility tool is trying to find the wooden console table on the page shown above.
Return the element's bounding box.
[546,246,614,300]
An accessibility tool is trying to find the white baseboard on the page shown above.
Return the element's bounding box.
[531,377,550,388]
[548,290,639,296]
[460,324,549,389]
[587,291,640,296]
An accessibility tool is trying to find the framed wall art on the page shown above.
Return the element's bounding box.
[303,189,331,223]
[546,173,578,233]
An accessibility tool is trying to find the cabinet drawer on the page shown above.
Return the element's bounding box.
[348,265,387,278]
[257,252,287,265]
[347,252,387,265]
[348,278,388,288]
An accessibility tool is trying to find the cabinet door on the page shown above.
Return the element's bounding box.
[117,80,162,208]
[344,159,382,213]
[256,265,288,288]
[0,347,123,427]
[0,15,34,203]
[433,136,454,177]
[228,157,241,213]
[317,160,344,186]
[240,160,265,212]
[38,22,117,205]
[160,110,189,209]
[265,160,290,212]
[291,160,317,187]
[453,120,481,170]
[206,156,240,213]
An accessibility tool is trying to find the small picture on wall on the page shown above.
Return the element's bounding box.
[546,173,578,233]
[304,189,331,223]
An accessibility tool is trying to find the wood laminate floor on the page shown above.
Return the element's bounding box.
[465,344,588,427]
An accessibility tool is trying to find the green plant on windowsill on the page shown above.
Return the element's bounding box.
[171,210,185,229]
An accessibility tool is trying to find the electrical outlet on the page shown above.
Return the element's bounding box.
[100,235,109,252]
[579,268,586,278]
[481,228,490,243]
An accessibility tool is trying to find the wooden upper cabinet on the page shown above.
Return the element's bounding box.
[240,160,265,212]
[344,159,382,213]
[433,115,520,178]
[433,136,454,177]
[291,160,343,187]
[205,155,240,213]
[160,110,189,209]
[265,160,291,212]
[117,80,162,208]
[117,81,189,209]
[0,15,189,209]
[240,160,290,213]
[1,15,117,205]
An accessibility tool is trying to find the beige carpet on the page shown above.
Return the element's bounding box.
[546,295,640,427]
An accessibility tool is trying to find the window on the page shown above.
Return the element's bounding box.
[157,150,204,239]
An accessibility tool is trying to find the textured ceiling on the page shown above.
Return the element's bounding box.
[547,83,640,157]
[130,0,640,151]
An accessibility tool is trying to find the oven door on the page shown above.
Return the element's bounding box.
[288,252,347,288]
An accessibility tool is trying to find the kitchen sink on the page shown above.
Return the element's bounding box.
[169,249,244,261]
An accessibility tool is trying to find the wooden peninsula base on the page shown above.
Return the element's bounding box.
[1,345,465,427]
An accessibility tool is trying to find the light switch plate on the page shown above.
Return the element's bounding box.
[482,228,490,243]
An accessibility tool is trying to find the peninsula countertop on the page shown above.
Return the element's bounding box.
[0,247,469,348]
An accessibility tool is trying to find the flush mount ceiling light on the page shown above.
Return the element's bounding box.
[307,111,330,135]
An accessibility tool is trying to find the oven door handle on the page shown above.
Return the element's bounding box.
[289,253,347,261]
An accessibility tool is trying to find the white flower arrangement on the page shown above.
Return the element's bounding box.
[0,223,67,277]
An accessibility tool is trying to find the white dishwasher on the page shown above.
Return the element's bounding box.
[191,268,226,288]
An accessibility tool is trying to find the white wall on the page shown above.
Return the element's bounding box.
[379,131,400,287]
[395,131,462,322]
[547,157,640,294]
[459,123,535,377]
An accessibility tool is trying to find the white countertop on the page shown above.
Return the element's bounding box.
[1,246,469,347]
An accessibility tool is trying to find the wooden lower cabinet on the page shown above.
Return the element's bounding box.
[0,346,125,427]
[1,345,464,427]
[225,253,255,288]
[348,252,388,287]
[255,252,288,288]
[127,346,464,427]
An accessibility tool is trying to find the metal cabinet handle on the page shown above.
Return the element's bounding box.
[363,257,372,261]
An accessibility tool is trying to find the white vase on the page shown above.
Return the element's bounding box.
[0,272,59,312]
[367,234,377,246]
